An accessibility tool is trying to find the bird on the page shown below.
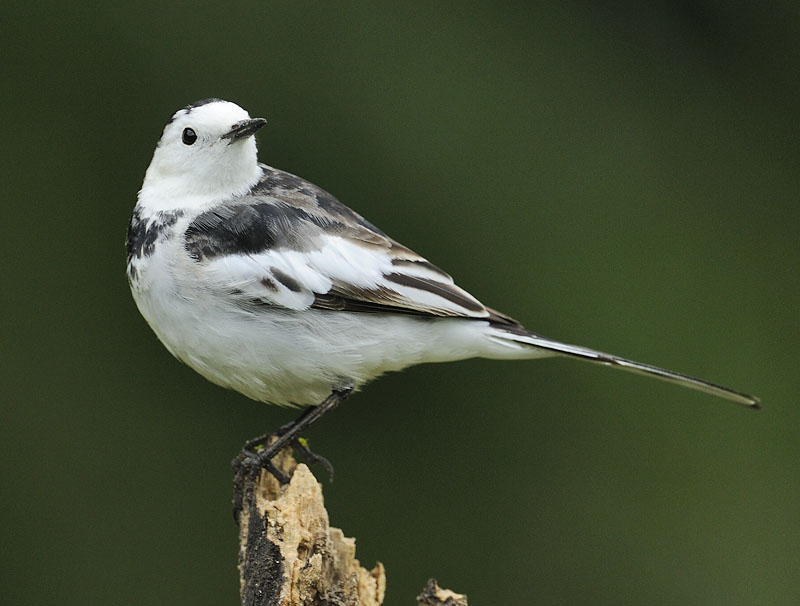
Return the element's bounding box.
[127,99,760,481]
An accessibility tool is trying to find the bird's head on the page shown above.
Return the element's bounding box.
[140,99,266,208]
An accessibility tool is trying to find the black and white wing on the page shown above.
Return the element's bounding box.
[184,165,497,320]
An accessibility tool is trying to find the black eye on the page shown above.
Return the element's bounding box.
[182,128,197,145]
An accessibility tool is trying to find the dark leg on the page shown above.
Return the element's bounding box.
[233,387,352,521]
[241,387,352,483]
[289,438,337,480]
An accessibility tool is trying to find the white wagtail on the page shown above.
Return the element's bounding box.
[127,99,759,480]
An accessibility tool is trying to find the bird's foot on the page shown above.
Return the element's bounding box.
[232,434,292,523]
[238,433,291,484]
[238,432,334,485]
[291,437,335,481]
[232,388,351,524]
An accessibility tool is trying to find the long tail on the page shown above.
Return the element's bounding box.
[488,325,761,408]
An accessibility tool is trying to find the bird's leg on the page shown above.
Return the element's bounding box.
[240,387,352,484]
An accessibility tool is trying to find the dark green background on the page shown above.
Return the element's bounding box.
[3,2,798,604]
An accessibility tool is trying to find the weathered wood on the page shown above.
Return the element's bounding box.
[416,579,468,606]
[233,446,466,605]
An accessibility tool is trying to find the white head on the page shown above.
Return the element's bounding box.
[139,99,266,209]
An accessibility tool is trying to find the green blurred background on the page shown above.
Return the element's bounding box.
[3,2,798,604]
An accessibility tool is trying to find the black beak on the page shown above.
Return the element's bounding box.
[221,118,267,143]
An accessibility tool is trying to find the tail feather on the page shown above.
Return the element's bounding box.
[493,326,760,408]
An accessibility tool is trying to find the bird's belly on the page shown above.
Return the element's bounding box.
[132,271,485,406]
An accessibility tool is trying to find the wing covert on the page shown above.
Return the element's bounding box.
[185,165,490,319]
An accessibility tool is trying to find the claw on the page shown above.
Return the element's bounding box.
[235,388,352,487]
[291,438,335,481]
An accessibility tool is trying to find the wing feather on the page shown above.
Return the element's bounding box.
[186,165,491,319]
